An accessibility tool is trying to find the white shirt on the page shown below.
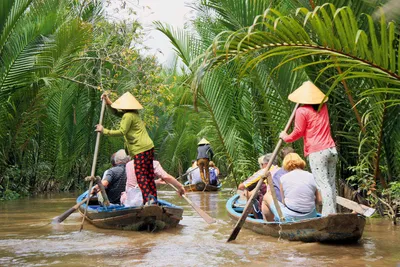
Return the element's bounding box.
[191,168,203,184]
[280,169,316,213]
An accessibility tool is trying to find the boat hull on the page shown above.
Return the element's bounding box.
[227,194,365,242]
[77,193,183,231]
[184,182,221,192]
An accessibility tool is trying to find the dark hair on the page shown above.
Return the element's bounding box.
[310,103,325,111]
[110,153,116,166]
[311,104,319,111]
[279,147,295,163]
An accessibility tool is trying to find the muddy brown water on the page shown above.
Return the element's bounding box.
[0,186,399,267]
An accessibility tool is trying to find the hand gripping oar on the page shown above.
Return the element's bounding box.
[227,103,299,242]
[162,179,216,224]
[79,99,107,231]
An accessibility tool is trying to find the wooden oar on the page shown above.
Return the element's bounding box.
[52,196,90,224]
[79,99,106,231]
[227,103,299,242]
[176,166,199,180]
[336,196,376,217]
[163,179,216,224]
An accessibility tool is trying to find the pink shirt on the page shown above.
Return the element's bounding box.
[121,160,168,204]
[125,160,168,190]
[283,104,335,157]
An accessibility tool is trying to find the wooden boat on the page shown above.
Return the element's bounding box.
[77,192,183,231]
[226,194,366,242]
[184,181,222,192]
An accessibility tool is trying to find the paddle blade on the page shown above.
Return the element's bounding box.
[183,195,216,224]
[336,196,376,217]
[360,204,376,217]
[227,195,254,242]
[227,226,241,242]
[52,207,76,224]
[52,197,88,224]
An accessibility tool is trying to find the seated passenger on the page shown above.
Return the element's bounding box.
[121,160,185,206]
[238,153,279,199]
[91,149,130,204]
[209,161,220,176]
[190,167,203,184]
[209,161,219,186]
[186,160,197,184]
[261,153,322,222]
[268,147,295,202]
[236,154,278,219]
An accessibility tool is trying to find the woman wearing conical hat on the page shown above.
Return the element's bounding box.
[279,81,338,216]
[197,138,214,184]
[95,92,156,204]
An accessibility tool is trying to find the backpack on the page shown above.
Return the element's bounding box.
[209,167,218,185]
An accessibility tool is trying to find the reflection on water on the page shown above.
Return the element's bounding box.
[0,187,399,267]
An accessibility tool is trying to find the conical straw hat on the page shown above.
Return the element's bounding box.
[111,92,143,110]
[198,138,210,145]
[288,81,328,104]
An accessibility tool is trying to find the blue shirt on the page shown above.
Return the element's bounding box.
[272,168,287,202]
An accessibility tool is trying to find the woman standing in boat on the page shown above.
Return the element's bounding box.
[197,138,214,184]
[279,81,338,216]
[95,92,156,204]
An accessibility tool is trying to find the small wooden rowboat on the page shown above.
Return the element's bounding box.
[184,181,222,192]
[226,194,366,242]
[77,192,183,231]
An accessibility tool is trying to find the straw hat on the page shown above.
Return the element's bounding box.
[288,81,328,104]
[111,92,143,110]
[198,138,210,145]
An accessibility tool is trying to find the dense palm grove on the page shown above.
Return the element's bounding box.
[0,0,399,220]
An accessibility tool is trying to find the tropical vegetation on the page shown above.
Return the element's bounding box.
[0,0,172,199]
[156,0,400,220]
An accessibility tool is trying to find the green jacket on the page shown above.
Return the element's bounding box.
[103,111,154,156]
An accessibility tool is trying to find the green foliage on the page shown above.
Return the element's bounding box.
[388,181,400,199]
[0,0,173,197]
[157,0,400,198]
[0,189,20,201]
[190,0,400,192]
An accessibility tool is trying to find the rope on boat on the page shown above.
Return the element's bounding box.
[278,223,283,241]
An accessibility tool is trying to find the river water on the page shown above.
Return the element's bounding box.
[0,186,399,267]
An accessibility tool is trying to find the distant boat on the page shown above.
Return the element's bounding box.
[77,192,183,231]
[226,194,366,242]
[184,181,222,192]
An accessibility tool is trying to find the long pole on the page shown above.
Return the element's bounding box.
[79,99,107,231]
[176,166,199,180]
[163,179,216,224]
[227,103,299,242]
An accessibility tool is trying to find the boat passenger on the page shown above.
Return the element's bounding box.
[186,160,197,184]
[197,138,214,184]
[269,147,295,203]
[279,81,337,216]
[91,149,130,204]
[121,160,185,206]
[209,161,220,176]
[95,92,156,204]
[236,154,278,219]
[261,153,322,222]
[238,153,279,194]
[190,168,203,185]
